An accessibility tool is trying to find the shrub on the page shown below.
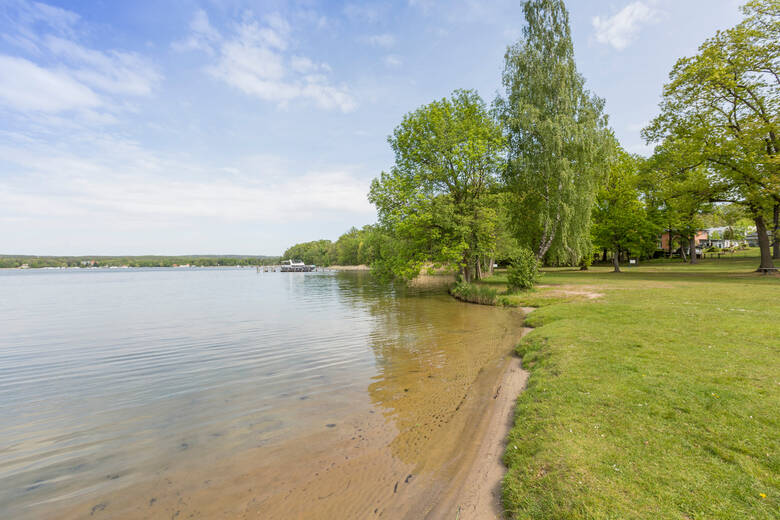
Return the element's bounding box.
[507,247,541,292]
[449,281,498,305]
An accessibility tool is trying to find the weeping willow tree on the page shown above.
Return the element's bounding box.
[496,0,611,265]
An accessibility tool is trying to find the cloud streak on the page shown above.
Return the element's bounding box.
[0,1,160,116]
[592,2,659,50]
[0,55,101,112]
[176,10,356,112]
[363,33,396,48]
[0,137,373,226]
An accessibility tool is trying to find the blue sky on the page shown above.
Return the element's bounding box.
[0,0,744,255]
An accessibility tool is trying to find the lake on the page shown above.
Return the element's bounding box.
[0,267,524,519]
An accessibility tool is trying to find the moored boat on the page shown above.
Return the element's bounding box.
[279,259,315,272]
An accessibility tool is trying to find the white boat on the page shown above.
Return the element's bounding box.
[279,259,315,272]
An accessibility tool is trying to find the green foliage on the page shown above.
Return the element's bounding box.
[369,89,505,281]
[592,148,661,267]
[506,247,542,291]
[282,239,334,266]
[449,281,498,305]
[643,0,779,269]
[331,226,377,266]
[496,0,611,266]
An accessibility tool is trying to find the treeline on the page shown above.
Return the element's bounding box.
[285,0,778,278]
[0,255,281,269]
[282,226,380,266]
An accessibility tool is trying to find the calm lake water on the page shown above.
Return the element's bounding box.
[0,267,523,519]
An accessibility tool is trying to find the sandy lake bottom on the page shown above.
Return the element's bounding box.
[0,268,525,519]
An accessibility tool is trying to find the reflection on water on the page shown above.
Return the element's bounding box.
[0,268,523,519]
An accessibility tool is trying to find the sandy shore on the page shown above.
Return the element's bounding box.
[425,326,532,520]
[326,264,371,271]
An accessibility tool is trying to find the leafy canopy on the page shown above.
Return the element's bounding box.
[643,0,779,268]
[497,0,611,265]
[592,149,660,263]
[369,89,505,280]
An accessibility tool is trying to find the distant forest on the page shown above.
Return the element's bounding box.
[0,255,281,269]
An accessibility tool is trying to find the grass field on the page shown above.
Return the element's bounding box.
[480,251,779,519]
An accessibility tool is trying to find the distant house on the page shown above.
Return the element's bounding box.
[702,227,741,249]
[658,230,709,256]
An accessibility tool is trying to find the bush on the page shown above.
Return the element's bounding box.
[507,247,541,292]
[449,281,498,305]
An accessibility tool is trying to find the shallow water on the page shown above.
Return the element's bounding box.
[0,268,523,519]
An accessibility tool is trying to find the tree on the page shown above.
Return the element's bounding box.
[592,150,660,272]
[282,239,333,266]
[368,89,505,281]
[330,225,380,266]
[642,143,728,264]
[496,0,611,266]
[715,204,750,241]
[643,0,779,271]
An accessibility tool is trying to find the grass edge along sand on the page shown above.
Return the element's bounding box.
[466,252,778,519]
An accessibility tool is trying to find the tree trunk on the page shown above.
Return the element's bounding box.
[773,203,779,260]
[668,228,673,258]
[602,248,607,263]
[461,252,471,283]
[612,248,620,273]
[487,256,494,277]
[689,236,698,264]
[475,257,482,281]
[680,239,688,262]
[755,214,776,271]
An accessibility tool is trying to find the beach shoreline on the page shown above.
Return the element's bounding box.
[423,322,533,519]
[326,264,371,271]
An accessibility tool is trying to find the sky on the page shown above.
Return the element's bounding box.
[0,0,745,256]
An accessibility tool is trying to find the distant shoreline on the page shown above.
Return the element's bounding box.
[0,255,280,269]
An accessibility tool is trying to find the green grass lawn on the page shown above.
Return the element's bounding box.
[483,252,779,519]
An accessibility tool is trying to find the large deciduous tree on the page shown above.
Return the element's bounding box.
[496,0,611,265]
[368,89,505,281]
[643,0,779,271]
[592,150,659,272]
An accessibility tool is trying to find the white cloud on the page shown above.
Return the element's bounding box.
[0,137,373,225]
[0,55,101,112]
[363,33,396,48]
[12,0,80,39]
[0,1,160,116]
[45,36,161,97]
[171,8,220,54]
[383,54,402,68]
[178,10,356,112]
[592,2,659,50]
